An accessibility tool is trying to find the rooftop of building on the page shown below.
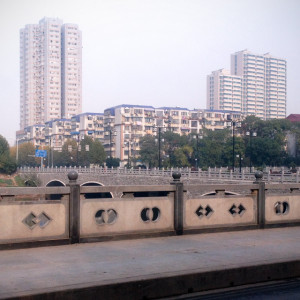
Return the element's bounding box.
[286,114,300,122]
[105,104,155,111]
[157,106,189,111]
[232,49,286,61]
[45,118,72,126]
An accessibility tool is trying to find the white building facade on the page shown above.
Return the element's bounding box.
[104,105,243,166]
[207,69,242,112]
[20,17,82,130]
[231,50,286,120]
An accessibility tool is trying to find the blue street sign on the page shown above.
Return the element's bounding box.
[35,150,47,158]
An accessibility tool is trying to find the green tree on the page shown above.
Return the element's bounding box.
[0,135,9,155]
[78,136,93,166]
[0,135,17,174]
[200,129,231,167]
[242,116,290,167]
[173,145,193,167]
[77,136,106,167]
[106,157,120,168]
[90,139,106,165]
[139,135,158,168]
[17,142,37,167]
[162,131,189,167]
[54,139,77,167]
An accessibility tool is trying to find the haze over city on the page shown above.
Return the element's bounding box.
[0,0,299,143]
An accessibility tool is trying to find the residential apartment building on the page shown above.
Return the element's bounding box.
[45,118,72,150]
[207,69,242,112]
[70,113,104,144]
[103,105,243,166]
[231,50,286,120]
[264,53,287,119]
[16,125,46,148]
[16,105,243,166]
[19,17,82,130]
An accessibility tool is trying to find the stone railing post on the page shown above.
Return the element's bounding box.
[67,170,80,244]
[171,171,184,235]
[254,171,265,229]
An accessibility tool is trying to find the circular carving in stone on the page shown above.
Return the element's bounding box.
[141,207,160,222]
[274,201,289,215]
[95,209,117,225]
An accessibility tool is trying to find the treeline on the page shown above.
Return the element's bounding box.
[10,136,112,169]
[1,116,300,174]
[139,116,300,169]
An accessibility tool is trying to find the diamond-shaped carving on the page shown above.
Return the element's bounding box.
[238,204,246,216]
[37,212,52,228]
[229,204,246,217]
[195,205,204,219]
[195,205,214,219]
[22,212,38,230]
[205,205,214,218]
[22,212,52,230]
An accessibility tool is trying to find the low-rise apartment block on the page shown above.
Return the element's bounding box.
[16,105,243,166]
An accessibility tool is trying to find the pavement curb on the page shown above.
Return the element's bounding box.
[3,260,300,300]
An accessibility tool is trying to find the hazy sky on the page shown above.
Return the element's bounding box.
[0,0,299,143]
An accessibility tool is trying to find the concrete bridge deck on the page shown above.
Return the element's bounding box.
[0,227,299,299]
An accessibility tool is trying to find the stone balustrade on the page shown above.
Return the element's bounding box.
[0,171,300,249]
[19,166,300,184]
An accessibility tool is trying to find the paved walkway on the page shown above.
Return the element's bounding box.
[0,227,299,299]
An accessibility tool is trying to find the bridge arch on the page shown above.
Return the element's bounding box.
[46,180,66,187]
[81,181,113,199]
[45,180,66,200]
[24,180,38,187]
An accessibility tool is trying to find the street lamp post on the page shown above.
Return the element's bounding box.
[77,134,80,166]
[51,137,54,168]
[107,125,116,159]
[46,136,54,168]
[51,134,61,168]
[124,141,132,167]
[158,127,162,169]
[128,142,130,167]
[109,130,115,158]
[193,133,203,170]
[16,137,26,164]
[232,121,236,172]
[246,131,257,173]
[153,126,165,169]
[236,154,243,173]
[16,139,20,163]
[70,131,81,166]
[227,117,241,172]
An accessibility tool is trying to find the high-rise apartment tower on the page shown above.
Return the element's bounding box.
[231,50,286,120]
[207,69,242,112]
[20,17,82,130]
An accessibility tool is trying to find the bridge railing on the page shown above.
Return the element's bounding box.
[18,166,300,183]
[1,171,300,249]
